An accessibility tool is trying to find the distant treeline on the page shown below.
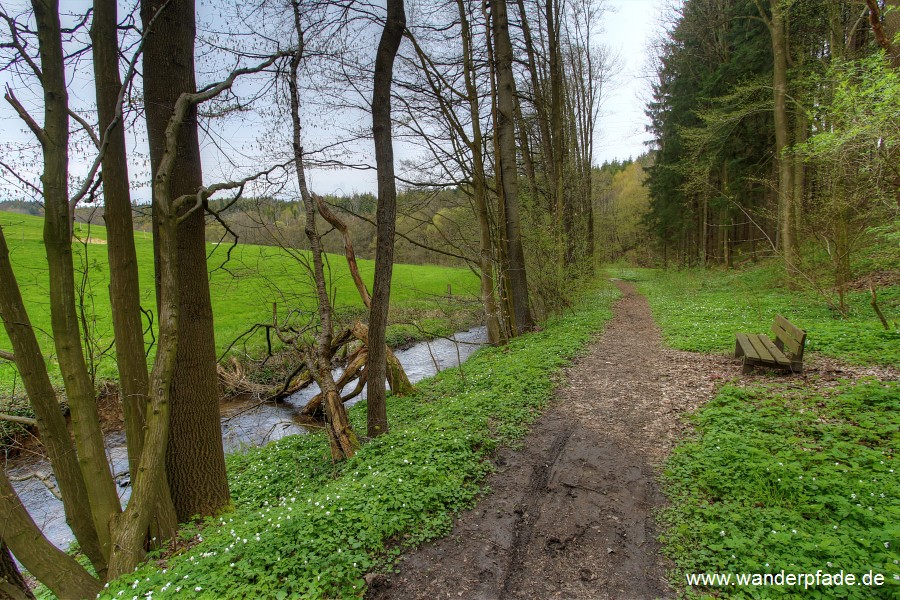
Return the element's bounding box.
[1,190,479,268]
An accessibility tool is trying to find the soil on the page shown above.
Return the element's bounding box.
[367,282,900,600]
[367,281,727,600]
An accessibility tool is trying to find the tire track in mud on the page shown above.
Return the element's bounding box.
[500,426,575,598]
[368,282,725,599]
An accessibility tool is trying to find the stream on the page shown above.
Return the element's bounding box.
[6,326,487,552]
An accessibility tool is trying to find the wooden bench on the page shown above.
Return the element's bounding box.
[735,315,806,374]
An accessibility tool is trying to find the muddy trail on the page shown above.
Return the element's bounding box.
[368,281,727,600]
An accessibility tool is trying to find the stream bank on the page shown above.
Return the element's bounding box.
[7,326,487,553]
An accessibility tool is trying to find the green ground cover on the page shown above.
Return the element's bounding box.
[609,262,900,598]
[93,284,618,599]
[610,265,899,366]
[0,211,480,391]
[661,381,899,598]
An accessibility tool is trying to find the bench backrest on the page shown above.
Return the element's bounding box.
[771,315,806,362]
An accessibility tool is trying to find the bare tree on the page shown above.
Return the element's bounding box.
[0,0,291,590]
[489,0,533,334]
[287,0,360,458]
[90,0,177,541]
[367,0,407,437]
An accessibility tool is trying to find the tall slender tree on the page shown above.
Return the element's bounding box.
[91,0,177,540]
[367,0,406,438]
[31,0,122,568]
[755,0,799,275]
[490,0,533,334]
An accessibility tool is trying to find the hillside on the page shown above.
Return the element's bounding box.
[0,211,480,390]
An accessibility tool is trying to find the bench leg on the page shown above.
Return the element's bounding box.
[742,359,753,375]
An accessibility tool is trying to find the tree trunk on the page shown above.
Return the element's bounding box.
[491,0,534,335]
[351,322,413,394]
[483,12,515,339]
[91,0,177,543]
[1,231,111,570]
[700,190,708,266]
[516,0,555,214]
[0,537,34,599]
[32,0,121,567]
[141,0,230,521]
[546,0,570,265]
[0,471,100,599]
[312,197,415,396]
[867,0,900,203]
[0,229,105,576]
[367,0,406,438]
[289,0,359,459]
[767,0,797,277]
[458,0,503,345]
[792,98,807,229]
[832,180,851,315]
[108,204,180,577]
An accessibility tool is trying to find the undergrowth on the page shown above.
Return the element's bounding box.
[661,380,900,598]
[606,259,899,597]
[97,284,618,599]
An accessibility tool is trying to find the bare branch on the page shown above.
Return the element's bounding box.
[67,0,176,211]
[751,0,773,31]
[0,349,14,361]
[172,159,291,224]
[0,159,42,197]
[332,199,477,266]
[156,51,290,217]
[4,86,47,145]
[69,109,100,148]
[8,471,62,500]
[0,413,35,427]
[0,9,43,81]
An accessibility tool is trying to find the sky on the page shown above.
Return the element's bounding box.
[0,0,674,201]
[593,0,671,166]
[319,0,674,193]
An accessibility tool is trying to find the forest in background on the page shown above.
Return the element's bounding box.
[642,0,899,308]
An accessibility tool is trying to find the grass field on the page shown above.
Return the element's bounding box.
[0,211,480,392]
[662,380,899,598]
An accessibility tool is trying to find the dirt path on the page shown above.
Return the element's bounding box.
[368,282,727,599]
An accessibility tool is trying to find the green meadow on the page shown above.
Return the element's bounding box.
[0,211,479,391]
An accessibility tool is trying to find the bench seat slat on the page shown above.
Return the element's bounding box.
[736,333,760,360]
[748,334,776,363]
[736,315,806,374]
[758,334,792,366]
